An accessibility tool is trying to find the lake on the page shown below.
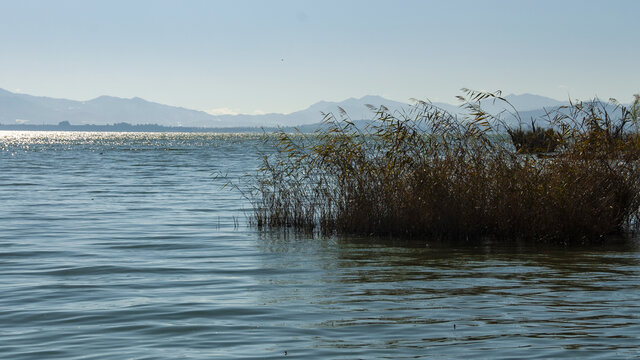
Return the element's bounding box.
[1,131,639,359]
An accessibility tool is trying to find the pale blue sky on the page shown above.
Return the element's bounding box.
[1,0,638,114]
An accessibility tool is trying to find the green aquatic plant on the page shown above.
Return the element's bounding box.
[249,90,640,242]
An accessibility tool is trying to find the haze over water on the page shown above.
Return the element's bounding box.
[1,131,639,359]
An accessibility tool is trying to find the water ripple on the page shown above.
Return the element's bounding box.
[0,132,639,359]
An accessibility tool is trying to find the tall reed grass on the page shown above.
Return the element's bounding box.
[249,90,640,242]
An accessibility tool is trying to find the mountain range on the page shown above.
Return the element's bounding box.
[0,87,572,128]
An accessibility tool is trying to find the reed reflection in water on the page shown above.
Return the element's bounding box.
[255,233,640,358]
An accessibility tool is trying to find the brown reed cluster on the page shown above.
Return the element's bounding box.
[250,90,640,242]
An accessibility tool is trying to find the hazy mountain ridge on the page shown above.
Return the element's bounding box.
[0,88,586,129]
[0,90,222,127]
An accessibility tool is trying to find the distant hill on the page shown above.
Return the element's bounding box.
[0,88,416,127]
[0,87,581,129]
[0,88,223,127]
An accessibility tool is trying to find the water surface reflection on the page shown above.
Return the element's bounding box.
[255,233,640,358]
[1,132,638,359]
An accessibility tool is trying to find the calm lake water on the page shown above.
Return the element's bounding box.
[1,131,639,359]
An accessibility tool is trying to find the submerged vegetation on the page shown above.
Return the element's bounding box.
[249,90,640,242]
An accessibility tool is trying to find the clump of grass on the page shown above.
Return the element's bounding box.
[507,121,560,154]
[541,96,640,158]
[249,90,640,243]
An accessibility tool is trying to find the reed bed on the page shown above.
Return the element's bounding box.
[249,90,640,242]
[507,123,559,154]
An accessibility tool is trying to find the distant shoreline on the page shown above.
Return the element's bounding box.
[0,121,331,133]
[0,123,276,133]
